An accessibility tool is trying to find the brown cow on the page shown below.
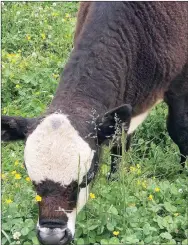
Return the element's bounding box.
[2,2,188,245]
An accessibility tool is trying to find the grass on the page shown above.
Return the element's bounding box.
[1,2,188,245]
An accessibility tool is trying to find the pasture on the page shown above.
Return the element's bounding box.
[1,2,188,245]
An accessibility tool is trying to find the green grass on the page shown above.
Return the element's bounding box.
[2,2,188,245]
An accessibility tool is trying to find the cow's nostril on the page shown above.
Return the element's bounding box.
[39,219,66,229]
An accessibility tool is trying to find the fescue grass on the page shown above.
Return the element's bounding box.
[2,2,188,245]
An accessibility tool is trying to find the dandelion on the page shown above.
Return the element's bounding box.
[41,33,46,40]
[89,193,95,199]
[35,195,42,202]
[11,170,17,175]
[13,231,21,240]
[113,231,119,236]
[26,34,31,41]
[148,194,153,201]
[25,177,31,182]
[14,160,19,166]
[6,199,13,204]
[15,174,21,180]
[154,187,160,192]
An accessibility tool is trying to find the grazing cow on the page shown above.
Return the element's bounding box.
[2,2,188,245]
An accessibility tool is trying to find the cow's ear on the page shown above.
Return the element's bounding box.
[1,115,37,141]
[96,104,132,143]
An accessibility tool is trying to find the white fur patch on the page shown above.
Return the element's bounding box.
[67,209,77,236]
[24,113,94,185]
[128,111,149,134]
[128,99,163,134]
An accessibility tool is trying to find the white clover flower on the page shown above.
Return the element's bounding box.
[53,3,57,6]
[32,52,37,57]
[178,188,183,193]
[13,232,21,240]
[16,11,20,15]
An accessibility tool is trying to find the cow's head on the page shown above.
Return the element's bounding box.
[1,104,132,245]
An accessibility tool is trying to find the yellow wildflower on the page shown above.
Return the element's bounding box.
[15,84,20,89]
[25,177,31,182]
[65,13,70,18]
[7,53,17,58]
[15,174,21,180]
[136,164,140,168]
[130,166,136,172]
[113,231,119,236]
[174,213,179,217]
[142,181,147,189]
[11,170,17,175]
[89,193,95,199]
[41,33,46,40]
[148,194,153,201]
[26,34,31,41]
[1,173,6,180]
[6,199,13,204]
[137,169,141,175]
[137,180,141,185]
[52,12,59,17]
[35,195,42,202]
[128,203,136,207]
[154,187,160,192]
[53,74,59,79]
[3,108,7,114]
[14,160,19,166]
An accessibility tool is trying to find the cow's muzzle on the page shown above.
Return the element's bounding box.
[37,219,72,245]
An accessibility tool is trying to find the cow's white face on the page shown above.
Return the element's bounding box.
[24,113,95,245]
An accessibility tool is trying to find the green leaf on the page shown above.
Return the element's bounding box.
[164,202,177,213]
[21,227,30,236]
[32,236,40,245]
[88,224,98,231]
[108,237,120,244]
[160,232,172,240]
[108,206,118,215]
[143,224,150,235]
[125,235,139,243]
[100,239,109,245]
[76,238,85,245]
[144,235,153,243]
[24,219,35,229]
[1,237,7,245]
[182,239,188,245]
[107,223,114,231]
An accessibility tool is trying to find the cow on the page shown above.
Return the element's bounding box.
[2,2,188,245]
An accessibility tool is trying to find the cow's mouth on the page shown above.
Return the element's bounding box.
[37,227,72,245]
